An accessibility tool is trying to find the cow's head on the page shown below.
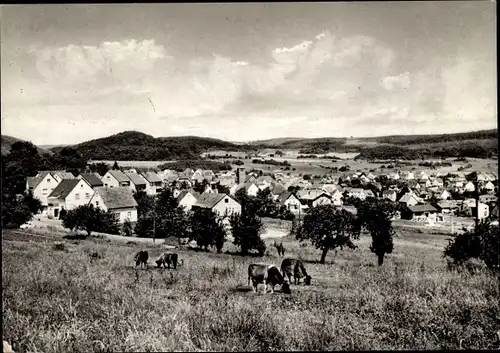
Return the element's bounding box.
[304,275,312,285]
[155,259,162,268]
[282,281,291,294]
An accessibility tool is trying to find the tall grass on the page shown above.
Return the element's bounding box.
[2,229,499,352]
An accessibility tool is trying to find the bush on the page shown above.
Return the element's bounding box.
[230,208,264,255]
[444,221,499,272]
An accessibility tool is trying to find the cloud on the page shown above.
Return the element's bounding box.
[31,39,168,88]
[381,72,410,90]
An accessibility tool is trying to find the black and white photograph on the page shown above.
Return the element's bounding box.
[1,2,498,352]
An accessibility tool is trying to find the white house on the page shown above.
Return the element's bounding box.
[297,189,332,208]
[177,190,200,212]
[276,191,303,215]
[346,188,367,201]
[141,172,163,195]
[230,182,259,197]
[127,173,148,193]
[101,170,132,189]
[382,189,397,202]
[89,187,138,224]
[399,192,420,207]
[330,190,343,206]
[483,181,495,192]
[26,171,61,211]
[47,179,95,219]
[464,181,475,192]
[191,193,241,216]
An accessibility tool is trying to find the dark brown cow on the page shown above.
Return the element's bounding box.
[134,250,149,269]
[281,258,312,285]
[155,252,183,269]
[247,264,291,294]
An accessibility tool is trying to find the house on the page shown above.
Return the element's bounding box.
[364,189,376,199]
[77,173,104,189]
[141,172,163,195]
[127,173,148,193]
[469,202,490,220]
[479,194,497,204]
[464,181,475,192]
[330,190,343,206]
[382,189,397,202]
[102,170,132,189]
[177,190,200,212]
[276,191,303,215]
[47,179,95,219]
[191,169,204,184]
[399,192,420,207]
[202,170,215,182]
[26,171,61,210]
[89,187,138,224]
[483,181,495,192]
[191,193,241,216]
[345,188,367,201]
[433,189,451,200]
[401,171,415,180]
[297,189,332,208]
[162,170,179,185]
[230,182,259,197]
[270,183,286,201]
[218,175,236,188]
[418,171,429,181]
[389,172,400,180]
[435,201,459,215]
[255,175,274,190]
[406,204,439,221]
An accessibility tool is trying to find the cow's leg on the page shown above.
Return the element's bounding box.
[263,282,267,294]
[251,279,257,293]
[173,260,177,270]
[269,284,274,294]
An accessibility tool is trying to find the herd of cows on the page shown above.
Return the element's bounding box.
[133,249,311,295]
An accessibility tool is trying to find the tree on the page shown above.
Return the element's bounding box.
[275,150,284,157]
[154,188,190,241]
[215,183,230,194]
[122,219,133,236]
[297,205,360,264]
[52,147,87,175]
[190,208,226,252]
[255,187,275,217]
[193,179,209,194]
[62,204,119,236]
[444,220,499,272]
[358,199,397,266]
[112,161,120,170]
[88,162,109,177]
[230,207,265,255]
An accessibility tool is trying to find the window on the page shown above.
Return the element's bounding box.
[42,188,47,192]
[127,211,132,218]
[75,194,80,200]
[114,213,120,220]
[225,198,229,203]
[96,201,99,206]
[85,193,90,199]
[81,184,83,188]
[47,179,51,183]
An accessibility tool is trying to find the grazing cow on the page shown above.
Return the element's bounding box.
[134,250,149,269]
[281,258,312,285]
[274,240,286,257]
[155,252,183,269]
[247,264,291,294]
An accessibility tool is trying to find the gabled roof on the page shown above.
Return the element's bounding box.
[141,171,162,183]
[297,189,331,201]
[408,204,438,213]
[277,191,299,206]
[436,201,459,209]
[80,173,104,187]
[399,192,419,203]
[193,193,228,209]
[177,190,200,202]
[48,179,81,200]
[107,170,130,183]
[127,173,147,186]
[271,183,286,195]
[53,171,75,180]
[93,187,138,210]
[27,175,44,189]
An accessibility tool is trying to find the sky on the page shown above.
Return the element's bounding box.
[1,2,497,145]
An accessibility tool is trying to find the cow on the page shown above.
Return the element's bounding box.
[274,240,286,257]
[155,252,183,269]
[134,250,149,269]
[281,258,312,285]
[247,263,291,294]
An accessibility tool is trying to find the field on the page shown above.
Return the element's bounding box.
[2,226,499,352]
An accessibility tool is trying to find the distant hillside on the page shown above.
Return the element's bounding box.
[1,135,51,156]
[362,129,498,145]
[49,131,251,161]
[248,137,306,146]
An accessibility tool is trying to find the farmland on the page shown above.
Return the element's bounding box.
[2,224,499,352]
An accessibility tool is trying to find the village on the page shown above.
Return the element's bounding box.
[24,161,499,234]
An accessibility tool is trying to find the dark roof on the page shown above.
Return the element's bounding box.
[271,183,286,195]
[48,179,80,200]
[436,201,459,209]
[53,171,75,180]
[277,191,294,206]
[93,187,138,210]
[127,173,147,186]
[193,193,228,209]
[142,171,162,183]
[408,204,438,213]
[27,175,43,189]
[80,173,104,187]
[108,170,130,183]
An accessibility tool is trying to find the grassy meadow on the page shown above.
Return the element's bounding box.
[2,226,499,352]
